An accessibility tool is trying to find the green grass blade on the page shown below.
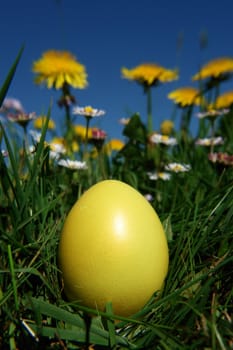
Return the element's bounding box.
[7,245,19,311]
[104,301,117,347]
[0,45,24,106]
[28,297,131,347]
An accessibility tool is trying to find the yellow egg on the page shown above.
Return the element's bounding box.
[58,180,169,317]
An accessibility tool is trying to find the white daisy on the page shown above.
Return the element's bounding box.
[57,159,88,170]
[165,162,191,173]
[73,105,105,118]
[29,130,42,143]
[196,108,229,119]
[147,171,171,181]
[195,137,224,146]
[149,133,177,146]
[49,142,66,159]
[119,117,130,125]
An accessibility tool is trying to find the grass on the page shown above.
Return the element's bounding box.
[0,49,233,349]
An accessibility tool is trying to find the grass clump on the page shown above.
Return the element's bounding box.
[0,48,232,349]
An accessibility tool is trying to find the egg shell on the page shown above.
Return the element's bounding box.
[58,180,169,317]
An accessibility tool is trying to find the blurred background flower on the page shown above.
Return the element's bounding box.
[165,162,191,173]
[0,97,24,115]
[74,124,93,141]
[122,63,178,133]
[160,120,174,135]
[149,132,177,146]
[57,159,87,170]
[147,171,171,181]
[208,152,233,166]
[104,138,125,154]
[8,112,36,129]
[195,136,224,146]
[214,90,233,109]
[168,87,203,107]
[192,57,233,81]
[121,63,178,87]
[33,115,56,130]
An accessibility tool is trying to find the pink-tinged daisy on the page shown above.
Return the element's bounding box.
[165,163,191,173]
[149,133,177,146]
[57,159,87,170]
[0,97,24,114]
[90,128,107,152]
[73,105,105,118]
[208,152,233,166]
[195,137,224,146]
[91,128,107,140]
[7,112,36,128]
[147,171,171,181]
[1,150,8,157]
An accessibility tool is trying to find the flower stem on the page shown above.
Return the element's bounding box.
[84,117,91,158]
[210,118,216,154]
[97,149,107,180]
[65,104,72,134]
[146,86,153,134]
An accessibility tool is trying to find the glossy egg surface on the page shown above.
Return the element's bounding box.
[58,180,169,316]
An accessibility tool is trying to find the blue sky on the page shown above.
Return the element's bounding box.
[1,0,233,141]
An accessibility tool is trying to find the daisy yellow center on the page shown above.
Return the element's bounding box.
[84,106,94,114]
[173,164,182,171]
[161,135,169,141]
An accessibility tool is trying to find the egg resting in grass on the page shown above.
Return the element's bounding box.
[58,180,169,317]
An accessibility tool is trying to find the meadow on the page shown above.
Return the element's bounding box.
[0,47,233,349]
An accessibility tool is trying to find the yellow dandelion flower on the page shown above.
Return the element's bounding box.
[32,50,88,89]
[105,139,125,154]
[214,90,233,109]
[34,116,55,130]
[74,124,92,140]
[192,57,233,81]
[168,87,203,107]
[51,137,66,146]
[160,120,174,135]
[51,136,79,152]
[70,140,79,152]
[121,63,178,87]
